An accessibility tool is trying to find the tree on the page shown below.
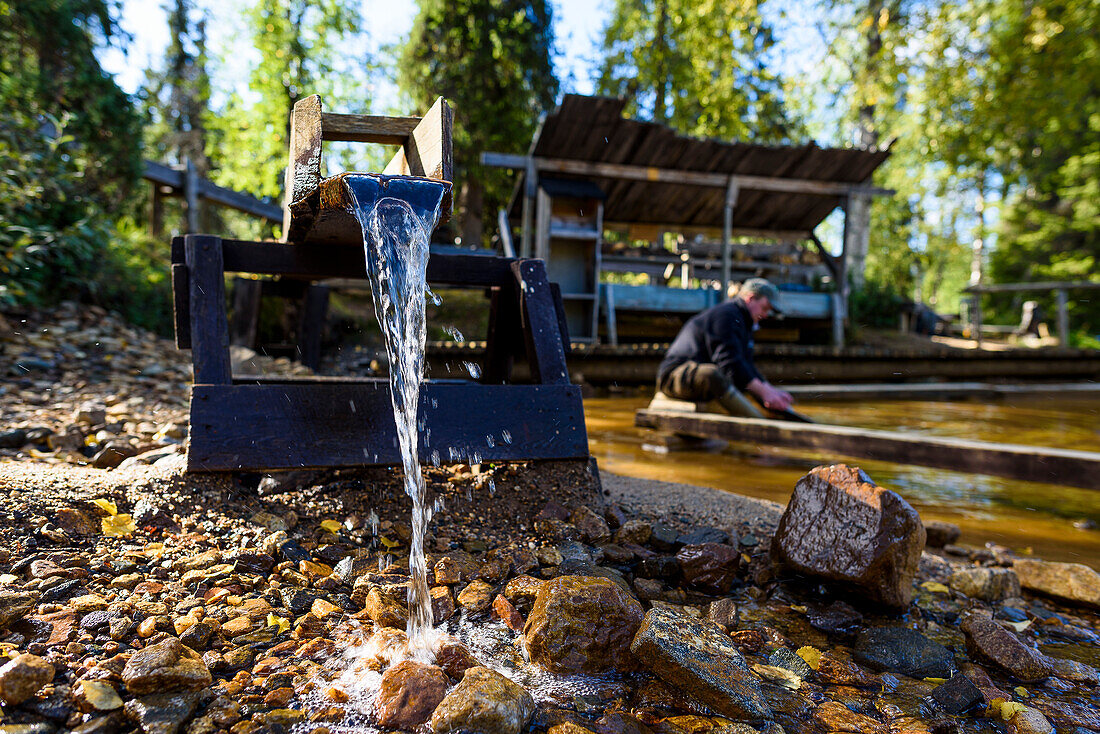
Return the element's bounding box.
[597,0,799,143]
[207,0,363,210]
[143,0,212,177]
[399,0,559,247]
[0,0,143,308]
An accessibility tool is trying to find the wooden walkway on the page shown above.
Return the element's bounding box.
[635,409,1100,490]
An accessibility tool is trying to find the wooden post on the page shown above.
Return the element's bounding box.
[534,186,551,261]
[1056,289,1069,346]
[297,284,330,371]
[521,158,537,258]
[972,294,984,349]
[845,193,871,290]
[184,157,200,234]
[151,183,164,238]
[229,278,263,349]
[513,259,569,385]
[721,179,739,299]
[604,284,618,347]
[184,235,232,385]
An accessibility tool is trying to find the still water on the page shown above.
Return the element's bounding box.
[585,394,1100,568]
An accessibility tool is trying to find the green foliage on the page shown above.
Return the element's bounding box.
[597,0,801,142]
[207,0,363,209]
[399,0,559,247]
[848,277,904,328]
[0,0,148,319]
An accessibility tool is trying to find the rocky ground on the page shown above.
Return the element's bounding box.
[0,305,1098,734]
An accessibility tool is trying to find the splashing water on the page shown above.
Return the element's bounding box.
[345,174,449,659]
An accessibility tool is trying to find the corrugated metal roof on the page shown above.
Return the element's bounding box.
[508,94,891,234]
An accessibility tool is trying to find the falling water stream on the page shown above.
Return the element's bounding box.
[345,174,450,658]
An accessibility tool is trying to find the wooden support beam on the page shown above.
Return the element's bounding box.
[184,157,200,234]
[383,96,453,184]
[721,179,739,299]
[321,112,420,145]
[964,280,1100,294]
[513,260,570,385]
[481,152,894,197]
[143,160,281,223]
[1055,289,1070,346]
[188,382,588,471]
[184,235,232,385]
[635,410,1100,491]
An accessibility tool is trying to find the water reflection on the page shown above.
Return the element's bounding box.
[585,394,1100,568]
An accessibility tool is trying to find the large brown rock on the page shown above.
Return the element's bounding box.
[524,575,644,675]
[431,666,535,734]
[122,638,212,695]
[960,613,1052,683]
[771,465,925,609]
[376,660,449,729]
[1013,559,1100,609]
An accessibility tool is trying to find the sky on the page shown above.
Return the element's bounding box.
[100,0,612,102]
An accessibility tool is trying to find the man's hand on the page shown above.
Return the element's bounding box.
[749,379,793,412]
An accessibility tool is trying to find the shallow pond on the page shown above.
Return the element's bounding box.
[584,394,1100,568]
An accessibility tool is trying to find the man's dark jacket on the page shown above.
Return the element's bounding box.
[658,298,763,390]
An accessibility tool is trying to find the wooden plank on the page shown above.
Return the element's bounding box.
[383,97,453,183]
[482,153,894,197]
[171,263,190,350]
[965,281,1100,294]
[188,382,589,471]
[483,282,522,384]
[513,260,570,385]
[785,381,1100,401]
[196,179,282,222]
[321,112,420,145]
[218,240,515,286]
[284,94,324,213]
[184,235,232,385]
[635,410,1100,490]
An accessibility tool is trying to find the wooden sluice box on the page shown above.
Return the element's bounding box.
[171,95,589,472]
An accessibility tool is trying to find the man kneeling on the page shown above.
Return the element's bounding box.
[656,278,793,418]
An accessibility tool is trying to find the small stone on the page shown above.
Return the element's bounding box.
[431,666,536,734]
[430,586,456,624]
[0,653,55,705]
[362,586,408,629]
[503,575,544,605]
[813,701,885,734]
[458,580,495,613]
[1008,707,1055,734]
[77,680,124,712]
[434,552,480,585]
[924,521,961,548]
[0,589,39,629]
[1013,559,1100,609]
[123,691,202,734]
[706,598,738,629]
[179,621,216,651]
[928,675,984,714]
[807,600,863,635]
[376,660,449,729]
[614,520,651,546]
[769,647,812,678]
[524,575,644,675]
[492,595,525,632]
[71,594,108,612]
[570,506,611,544]
[121,638,212,694]
[436,637,478,680]
[676,543,739,594]
[853,627,955,679]
[677,527,729,545]
[815,653,878,688]
[630,605,770,721]
[949,567,1021,601]
[960,613,1052,682]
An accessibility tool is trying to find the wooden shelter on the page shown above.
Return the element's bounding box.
[484,94,893,345]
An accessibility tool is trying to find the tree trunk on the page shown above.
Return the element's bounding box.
[653,0,670,124]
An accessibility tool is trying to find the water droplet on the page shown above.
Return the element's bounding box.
[444,325,464,342]
[488,478,496,496]
[426,287,442,306]
[463,361,481,379]
[502,429,512,445]
[486,434,495,447]
[466,486,473,501]
[430,450,440,466]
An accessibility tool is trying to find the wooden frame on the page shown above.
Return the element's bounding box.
[283,95,454,245]
[171,235,588,472]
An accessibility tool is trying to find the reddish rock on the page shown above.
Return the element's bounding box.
[492,595,525,632]
[961,613,1052,682]
[431,585,456,624]
[571,506,611,544]
[813,701,886,734]
[524,576,644,674]
[0,653,54,705]
[503,575,544,606]
[771,465,925,609]
[363,586,409,629]
[434,552,479,586]
[816,653,879,688]
[458,580,495,613]
[376,660,449,730]
[432,666,535,734]
[436,637,478,680]
[677,543,739,593]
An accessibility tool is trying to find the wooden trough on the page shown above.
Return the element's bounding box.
[635,408,1100,491]
[172,95,589,471]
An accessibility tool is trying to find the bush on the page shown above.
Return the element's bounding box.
[849,279,905,329]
